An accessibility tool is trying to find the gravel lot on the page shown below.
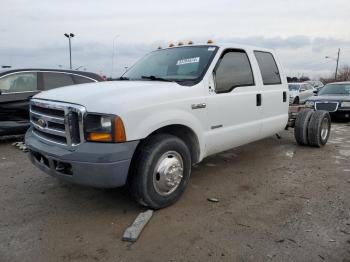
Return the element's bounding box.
[1,123,350,262]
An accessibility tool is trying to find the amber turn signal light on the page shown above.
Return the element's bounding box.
[89,132,112,142]
[114,116,126,142]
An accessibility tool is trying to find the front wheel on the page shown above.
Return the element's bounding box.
[129,134,191,209]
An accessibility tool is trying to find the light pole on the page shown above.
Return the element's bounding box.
[325,48,340,80]
[64,33,75,69]
[111,35,120,78]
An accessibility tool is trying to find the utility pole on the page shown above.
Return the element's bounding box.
[64,33,75,69]
[111,35,119,78]
[335,48,340,80]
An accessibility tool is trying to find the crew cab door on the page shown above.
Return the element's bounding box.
[0,71,39,123]
[253,51,288,137]
[205,49,262,155]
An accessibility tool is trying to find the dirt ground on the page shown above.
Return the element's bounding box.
[1,123,350,262]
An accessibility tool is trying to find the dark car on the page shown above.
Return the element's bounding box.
[0,69,104,135]
[305,81,350,120]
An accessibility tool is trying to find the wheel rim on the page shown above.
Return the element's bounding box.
[153,151,184,196]
[320,117,329,141]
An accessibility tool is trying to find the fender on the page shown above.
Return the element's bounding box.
[124,108,206,161]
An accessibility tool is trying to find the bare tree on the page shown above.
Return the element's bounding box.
[320,65,350,84]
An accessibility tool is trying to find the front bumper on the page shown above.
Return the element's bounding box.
[0,121,30,136]
[330,109,350,119]
[25,128,139,188]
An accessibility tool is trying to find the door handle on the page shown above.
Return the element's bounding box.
[191,103,206,110]
[256,94,262,106]
[283,91,287,102]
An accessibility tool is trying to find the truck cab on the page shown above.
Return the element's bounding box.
[25,42,289,208]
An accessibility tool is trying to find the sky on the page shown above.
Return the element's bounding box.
[1,0,350,79]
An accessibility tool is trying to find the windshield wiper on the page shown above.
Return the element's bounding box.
[119,76,130,80]
[141,75,174,82]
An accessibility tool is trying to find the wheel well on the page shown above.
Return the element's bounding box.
[147,125,200,164]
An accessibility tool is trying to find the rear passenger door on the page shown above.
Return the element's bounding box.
[254,51,288,138]
[41,72,74,90]
[206,49,262,155]
[72,74,97,84]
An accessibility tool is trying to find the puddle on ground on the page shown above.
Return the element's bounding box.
[332,156,347,160]
[339,150,350,157]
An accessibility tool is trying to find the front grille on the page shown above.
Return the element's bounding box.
[30,99,86,147]
[315,102,339,112]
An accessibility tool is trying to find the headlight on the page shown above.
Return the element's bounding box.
[341,101,350,107]
[305,101,315,108]
[84,114,126,143]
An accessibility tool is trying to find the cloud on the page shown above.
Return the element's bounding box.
[1,35,349,79]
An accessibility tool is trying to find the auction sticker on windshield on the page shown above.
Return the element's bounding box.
[176,57,200,66]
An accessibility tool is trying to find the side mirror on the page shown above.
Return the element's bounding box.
[313,90,318,95]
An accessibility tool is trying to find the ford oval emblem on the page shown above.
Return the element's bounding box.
[37,118,47,128]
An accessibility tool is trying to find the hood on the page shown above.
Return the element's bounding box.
[33,80,195,114]
[307,94,350,102]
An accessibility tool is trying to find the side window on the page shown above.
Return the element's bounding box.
[0,72,38,93]
[43,72,74,90]
[72,75,96,84]
[254,51,281,85]
[214,50,254,93]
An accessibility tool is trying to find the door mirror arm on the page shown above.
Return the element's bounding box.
[209,71,216,92]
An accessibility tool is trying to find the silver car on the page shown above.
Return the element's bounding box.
[288,82,316,104]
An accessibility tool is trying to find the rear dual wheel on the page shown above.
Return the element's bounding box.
[294,109,331,147]
[307,111,331,147]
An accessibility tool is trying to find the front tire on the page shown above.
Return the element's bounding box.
[129,134,191,209]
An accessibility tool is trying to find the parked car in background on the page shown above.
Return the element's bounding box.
[305,81,350,120]
[0,69,104,135]
[288,82,316,104]
[304,80,324,91]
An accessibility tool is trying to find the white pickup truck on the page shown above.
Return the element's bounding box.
[25,42,331,209]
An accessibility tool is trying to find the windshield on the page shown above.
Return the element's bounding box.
[288,84,300,91]
[318,84,350,96]
[122,46,218,83]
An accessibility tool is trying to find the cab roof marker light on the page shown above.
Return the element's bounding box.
[188,40,193,45]
[207,39,214,44]
[178,41,184,46]
[157,46,162,49]
[169,43,175,47]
